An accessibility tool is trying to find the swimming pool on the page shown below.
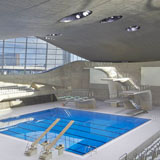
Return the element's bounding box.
[0,108,149,155]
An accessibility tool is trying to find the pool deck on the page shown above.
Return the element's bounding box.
[0,101,160,160]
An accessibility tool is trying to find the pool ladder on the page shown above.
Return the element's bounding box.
[87,145,97,157]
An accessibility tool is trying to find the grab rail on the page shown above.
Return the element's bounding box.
[119,153,127,160]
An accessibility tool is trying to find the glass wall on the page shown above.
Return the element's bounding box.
[0,37,86,75]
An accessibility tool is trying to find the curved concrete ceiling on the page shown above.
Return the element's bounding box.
[0,0,160,62]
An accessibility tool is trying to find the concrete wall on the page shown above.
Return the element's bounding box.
[1,61,160,106]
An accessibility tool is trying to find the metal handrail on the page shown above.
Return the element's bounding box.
[119,153,127,160]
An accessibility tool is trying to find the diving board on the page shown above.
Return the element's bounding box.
[39,120,74,160]
[25,118,60,156]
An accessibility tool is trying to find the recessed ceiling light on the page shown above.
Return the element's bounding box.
[100,16,123,23]
[76,14,81,19]
[44,37,55,40]
[44,33,62,40]
[46,33,62,37]
[59,10,92,23]
[126,25,140,32]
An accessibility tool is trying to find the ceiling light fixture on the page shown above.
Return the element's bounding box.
[126,25,140,32]
[76,14,81,19]
[44,33,62,40]
[59,10,92,23]
[44,37,55,40]
[100,16,123,23]
[46,33,62,37]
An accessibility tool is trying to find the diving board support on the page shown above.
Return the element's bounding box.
[39,120,74,160]
[24,118,60,156]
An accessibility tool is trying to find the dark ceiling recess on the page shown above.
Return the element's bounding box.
[126,25,141,32]
[44,33,62,40]
[100,16,123,23]
[59,10,92,23]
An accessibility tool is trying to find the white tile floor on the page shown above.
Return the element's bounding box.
[0,101,160,160]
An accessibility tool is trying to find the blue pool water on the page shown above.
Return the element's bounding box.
[0,108,149,155]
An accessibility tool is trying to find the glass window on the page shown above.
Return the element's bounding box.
[0,36,86,75]
[37,39,46,43]
[55,55,63,59]
[47,59,56,64]
[36,54,46,59]
[57,50,63,55]
[16,38,26,43]
[15,43,26,48]
[48,44,57,49]
[4,54,15,59]
[47,64,56,69]
[27,49,37,54]
[70,54,82,61]
[36,59,45,65]
[26,59,35,66]
[15,48,25,54]
[27,53,36,59]
[56,59,63,65]
[37,49,46,54]
[37,43,47,49]
[48,49,57,55]
[5,39,15,42]
[4,48,14,53]
[4,58,16,66]
[4,42,15,48]
[0,41,3,47]
[47,54,56,60]
[27,37,37,43]
[20,54,25,59]
[0,58,3,65]
[27,43,37,48]
[19,59,25,66]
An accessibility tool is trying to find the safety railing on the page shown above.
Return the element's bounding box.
[120,137,160,160]
[133,137,160,160]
